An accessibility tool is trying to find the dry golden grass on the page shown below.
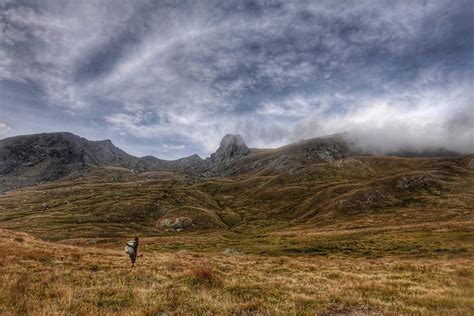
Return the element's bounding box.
[0,229,473,315]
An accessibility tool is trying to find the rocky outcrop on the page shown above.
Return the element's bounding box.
[460,154,474,170]
[305,142,345,162]
[158,217,193,231]
[211,134,250,164]
[334,188,397,214]
[395,174,441,190]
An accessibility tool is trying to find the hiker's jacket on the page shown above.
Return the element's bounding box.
[127,240,139,255]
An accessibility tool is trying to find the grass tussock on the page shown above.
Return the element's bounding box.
[183,266,222,288]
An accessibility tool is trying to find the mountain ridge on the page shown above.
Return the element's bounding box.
[0,131,468,191]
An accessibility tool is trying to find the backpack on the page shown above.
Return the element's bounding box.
[124,241,136,255]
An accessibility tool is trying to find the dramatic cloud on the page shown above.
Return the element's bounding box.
[1,0,473,158]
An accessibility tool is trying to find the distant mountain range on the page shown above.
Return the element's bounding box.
[0,131,466,191]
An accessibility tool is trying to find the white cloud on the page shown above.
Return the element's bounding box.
[293,83,474,154]
[1,0,472,158]
[162,144,186,151]
[0,122,12,138]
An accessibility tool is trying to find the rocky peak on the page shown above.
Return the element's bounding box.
[211,134,250,164]
[0,132,139,177]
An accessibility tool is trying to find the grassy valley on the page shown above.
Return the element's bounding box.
[0,134,473,314]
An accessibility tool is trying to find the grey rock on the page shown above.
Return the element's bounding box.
[223,248,243,256]
[158,217,193,230]
[396,174,440,190]
[305,142,345,162]
[211,134,250,164]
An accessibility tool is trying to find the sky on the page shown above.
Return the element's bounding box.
[0,0,473,159]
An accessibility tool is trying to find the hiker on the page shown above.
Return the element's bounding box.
[125,237,139,267]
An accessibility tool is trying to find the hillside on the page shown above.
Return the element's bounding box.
[0,150,472,247]
[0,133,472,251]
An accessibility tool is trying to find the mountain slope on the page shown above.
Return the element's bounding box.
[0,132,154,191]
[0,152,472,242]
[210,133,354,176]
[0,132,354,190]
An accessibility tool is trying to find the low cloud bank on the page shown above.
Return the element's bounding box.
[242,86,474,155]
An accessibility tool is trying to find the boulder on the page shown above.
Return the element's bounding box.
[158,217,193,230]
[396,174,440,190]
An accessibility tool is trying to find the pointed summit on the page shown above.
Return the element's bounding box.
[211,134,250,164]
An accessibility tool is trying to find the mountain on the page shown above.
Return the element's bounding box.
[0,132,144,170]
[142,154,209,174]
[211,134,250,164]
[0,132,150,190]
[0,132,211,190]
[0,131,467,192]
[208,133,354,176]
